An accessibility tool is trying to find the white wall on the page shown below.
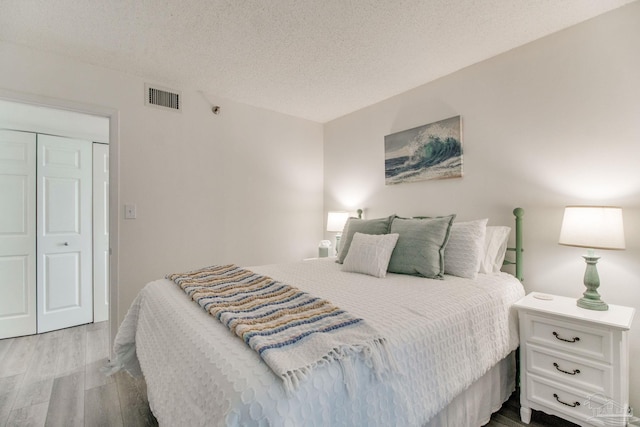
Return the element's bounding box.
[0,41,324,330]
[324,2,640,410]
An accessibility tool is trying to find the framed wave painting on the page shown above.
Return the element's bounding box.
[384,115,463,185]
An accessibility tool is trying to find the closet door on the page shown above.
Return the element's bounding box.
[0,130,37,339]
[37,134,93,333]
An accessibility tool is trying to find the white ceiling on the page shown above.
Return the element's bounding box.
[0,0,635,123]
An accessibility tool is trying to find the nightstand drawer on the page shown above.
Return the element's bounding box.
[525,313,612,362]
[527,344,612,395]
[526,374,609,425]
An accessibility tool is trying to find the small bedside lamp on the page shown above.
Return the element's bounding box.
[559,206,625,311]
[327,211,349,256]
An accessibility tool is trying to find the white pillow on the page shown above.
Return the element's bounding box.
[444,218,488,279]
[479,226,511,273]
[342,232,399,278]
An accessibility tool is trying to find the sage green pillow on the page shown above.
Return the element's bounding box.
[337,215,396,264]
[387,215,456,278]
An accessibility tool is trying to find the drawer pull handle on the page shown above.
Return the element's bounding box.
[553,331,580,343]
[553,362,580,375]
[553,393,580,408]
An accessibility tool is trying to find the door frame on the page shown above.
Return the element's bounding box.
[0,88,120,354]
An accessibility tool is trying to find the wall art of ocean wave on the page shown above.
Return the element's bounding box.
[385,136,462,185]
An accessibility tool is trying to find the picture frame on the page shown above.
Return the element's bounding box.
[384,115,463,185]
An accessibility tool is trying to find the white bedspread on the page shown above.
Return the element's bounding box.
[114,259,525,426]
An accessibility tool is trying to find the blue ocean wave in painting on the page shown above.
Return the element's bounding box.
[385,136,462,181]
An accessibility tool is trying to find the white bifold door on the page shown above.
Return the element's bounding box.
[36,134,93,333]
[0,131,94,339]
[0,130,37,339]
[0,130,93,339]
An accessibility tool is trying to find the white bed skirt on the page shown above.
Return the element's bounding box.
[427,351,516,427]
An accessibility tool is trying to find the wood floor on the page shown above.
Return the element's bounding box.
[487,391,578,427]
[1,322,578,427]
[0,322,156,427]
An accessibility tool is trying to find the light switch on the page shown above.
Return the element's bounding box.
[124,204,137,219]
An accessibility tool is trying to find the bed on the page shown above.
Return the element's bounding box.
[110,208,526,426]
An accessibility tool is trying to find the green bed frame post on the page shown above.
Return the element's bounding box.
[513,207,524,282]
[503,207,524,281]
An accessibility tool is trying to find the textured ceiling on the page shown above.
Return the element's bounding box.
[0,0,635,123]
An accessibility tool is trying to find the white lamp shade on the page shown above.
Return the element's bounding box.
[327,211,349,233]
[559,206,625,250]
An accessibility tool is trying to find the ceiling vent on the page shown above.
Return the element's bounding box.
[145,84,181,112]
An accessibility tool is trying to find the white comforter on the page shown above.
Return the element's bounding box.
[113,259,524,426]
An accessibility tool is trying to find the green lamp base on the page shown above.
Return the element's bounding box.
[577,296,608,311]
[576,254,609,311]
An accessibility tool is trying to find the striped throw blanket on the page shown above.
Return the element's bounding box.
[167,264,390,393]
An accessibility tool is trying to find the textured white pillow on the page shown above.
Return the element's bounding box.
[479,226,511,273]
[444,219,488,279]
[342,232,399,278]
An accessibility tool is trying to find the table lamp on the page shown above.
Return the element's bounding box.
[326,211,350,256]
[558,206,625,311]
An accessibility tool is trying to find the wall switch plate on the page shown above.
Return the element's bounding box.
[124,204,137,219]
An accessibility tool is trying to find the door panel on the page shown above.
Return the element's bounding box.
[0,175,28,233]
[37,134,92,333]
[93,143,109,322]
[44,252,81,310]
[0,130,36,339]
[44,177,80,234]
[0,256,29,315]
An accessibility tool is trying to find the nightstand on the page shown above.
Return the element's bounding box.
[514,293,635,426]
[303,256,337,262]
